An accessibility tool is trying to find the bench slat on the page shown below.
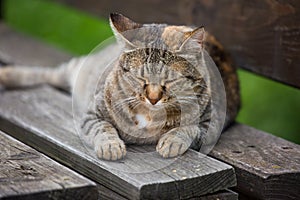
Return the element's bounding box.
[189,190,238,200]
[0,22,237,199]
[210,124,300,199]
[0,23,71,66]
[97,185,238,200]
[0,86,237,199]
[0,130,97,200]
[55,0,300,88]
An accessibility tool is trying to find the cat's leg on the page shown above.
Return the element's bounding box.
[156,125,203,158]
[80,112,126,160]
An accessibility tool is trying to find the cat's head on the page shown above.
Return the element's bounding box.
[109,13,208,112]
[109,13,205,54]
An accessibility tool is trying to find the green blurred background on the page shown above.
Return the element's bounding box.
[2,0,300,143]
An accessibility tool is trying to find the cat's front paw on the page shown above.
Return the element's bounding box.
[156,134,189,158]
[95,139,126,161]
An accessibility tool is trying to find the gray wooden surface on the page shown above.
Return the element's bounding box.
[1,17,299,199]
[0,23,71,66]
[211,124,300,199]
[97,184,238,200]
[0,130,98,200]
[0,86,236,199]
[0,23,237,199]
[191,190,238,200]
[55,0,300,88]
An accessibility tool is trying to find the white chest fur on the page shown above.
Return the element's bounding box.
[135,114,150,129]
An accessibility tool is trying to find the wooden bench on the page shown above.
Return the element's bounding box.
[0,19,238,200]
[54,0,300,87]
[1,0,300,199]
[59,1,300,199]
[0,130,98,200]
[46,0,300,198]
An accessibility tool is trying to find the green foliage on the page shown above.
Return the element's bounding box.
[4,0,113,55]
[3,0,300,143]
[237,70,300,143]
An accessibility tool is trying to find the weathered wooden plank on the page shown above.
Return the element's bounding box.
[0,130,98,200]
[97,185,238,200]
[190,190,238,200]
[0,23,71,66]
[0,86,236,199]
[210,123,300,199]
[96,184,128,200]
[54,0,180,24]
[97,184,238,200]
[55,0,300,88]
[0,22,236,199]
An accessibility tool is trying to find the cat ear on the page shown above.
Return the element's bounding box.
[178,27,205,52]
[109,13,142,49]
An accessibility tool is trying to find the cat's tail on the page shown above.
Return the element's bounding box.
[0,65,67,90]
[0,58,81,92]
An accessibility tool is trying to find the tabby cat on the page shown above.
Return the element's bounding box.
[0,13,240,160]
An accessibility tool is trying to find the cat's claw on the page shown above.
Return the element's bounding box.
[156,134,189,158]
[95,139,126,161]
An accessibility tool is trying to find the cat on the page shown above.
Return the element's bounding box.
[0,13,240,160]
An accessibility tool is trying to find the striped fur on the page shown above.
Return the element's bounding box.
[0,13,240,160]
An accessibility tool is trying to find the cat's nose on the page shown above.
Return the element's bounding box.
[148,97,160,105]
[145,84,163,105]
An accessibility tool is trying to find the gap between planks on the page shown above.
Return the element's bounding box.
[0,130,98,200]
[0,86,236,199]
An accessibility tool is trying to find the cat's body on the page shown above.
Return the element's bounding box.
[0,14,240,160]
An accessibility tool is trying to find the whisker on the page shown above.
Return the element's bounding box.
[131,101,141,110]
[111,98,137,114]
[113,97,136,106]
[176,96,199,100]
[177,100,200,106]
[111,96,143,116]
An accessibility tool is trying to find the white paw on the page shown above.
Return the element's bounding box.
[95,139,126,161]
[156,134,189,158]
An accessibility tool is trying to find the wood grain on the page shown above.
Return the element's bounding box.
[96,184,128,200]
[185,190,238,200]
[0,130,97,200]
[1,17,299,199]
[97,184,238,200]
[0,86,236,199]
[210,123,300,199]
[0,22,237,199]
[54,0,300,88]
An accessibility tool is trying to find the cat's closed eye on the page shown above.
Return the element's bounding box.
[122,67,130,72]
